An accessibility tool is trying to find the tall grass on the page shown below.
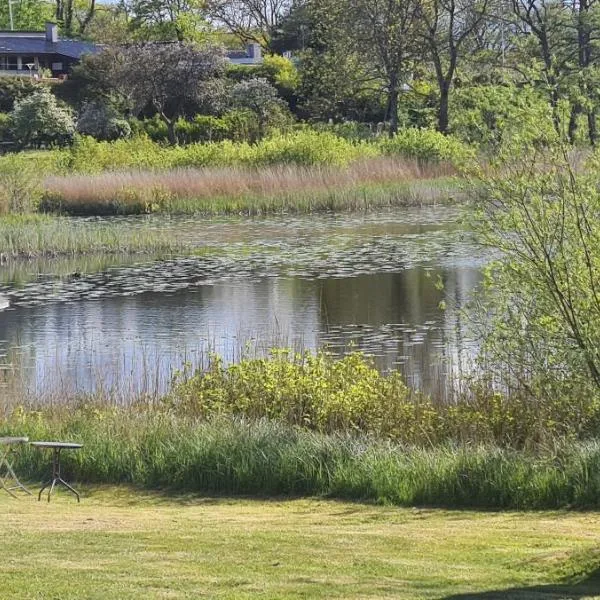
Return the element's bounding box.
[4,407,600,509]
[41,158,457,215]
[0,214,181,257]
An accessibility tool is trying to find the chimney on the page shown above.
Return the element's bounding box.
[45,22,58,43]
[248,43,262,63]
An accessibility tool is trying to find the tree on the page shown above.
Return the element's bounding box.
[472,138,600,405]
[121,0,208,41]
[206,0,294,50]
[348,0,421,135]
[417,0,491,134]
[77,101,132,140]
[0,0,53,30]
[10,88,76,148]
[84,42,227,143]
[55,0,98,36]
[509,0,570,133]
[563,0,600,145]
[232,77,289,137]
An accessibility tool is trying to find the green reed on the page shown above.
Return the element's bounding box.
[0,214,181,257]
[4,406,600,509]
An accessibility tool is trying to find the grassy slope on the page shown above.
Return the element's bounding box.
[3,487,600,599]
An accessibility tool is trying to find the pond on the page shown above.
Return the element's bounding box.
[0,206,486,402]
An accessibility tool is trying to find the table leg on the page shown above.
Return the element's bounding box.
[0,447,32,497]
[38,448,80,503]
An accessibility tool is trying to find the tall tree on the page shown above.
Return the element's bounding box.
[509,0,570,132]
[349,0,421,135]
[206,0,295,50]
[417,0,491,134]
[55,0,98,36]
[120,0,208,41]
[564,0,600,144]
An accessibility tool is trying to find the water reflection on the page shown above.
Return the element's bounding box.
[0,268,480,401]
[0,208,484,402]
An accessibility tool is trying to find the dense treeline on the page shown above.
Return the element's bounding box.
[2,1,600,148]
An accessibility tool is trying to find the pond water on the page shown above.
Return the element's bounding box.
[0,207,487,402]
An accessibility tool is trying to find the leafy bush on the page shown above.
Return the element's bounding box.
[77,101,131,141]
[170,349,600,446]
[0,77,41,112]
[170,350,415,437]
[10,88,76,148]
[0,112,12,142]
[471,141,600,408]
[0,154,43,214]
[232,78,291,139]
[253,130,377,166]
[378,128,474,166]
[451,83,555,148]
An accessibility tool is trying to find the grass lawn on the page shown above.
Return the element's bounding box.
[2,486,600,599]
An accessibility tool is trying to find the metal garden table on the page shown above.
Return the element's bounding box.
[31,441,83,503]
[0,437,32,497]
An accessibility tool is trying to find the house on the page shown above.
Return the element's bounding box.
[0,23,97,78]
[227,43,262,65]
[0,23,262,79]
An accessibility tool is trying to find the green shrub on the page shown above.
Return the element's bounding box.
[0,77,41,112]
[10,88,75,148]
[377,128,474,166]
[77,101,131,141]
[253,130,377,166]
[170,350,416,437]
[0,153,43,214]
[0,111,12,141]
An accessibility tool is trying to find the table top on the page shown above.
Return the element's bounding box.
[0,436,29,445]
[31,442,83,449]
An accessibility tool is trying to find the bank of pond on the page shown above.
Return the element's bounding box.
[3,406,600,511]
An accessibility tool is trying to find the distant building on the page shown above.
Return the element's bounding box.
[226,43,262,65]
[0,23,97,78]
[0,25,262,79]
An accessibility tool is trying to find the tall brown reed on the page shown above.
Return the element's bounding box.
[42,158,457,215]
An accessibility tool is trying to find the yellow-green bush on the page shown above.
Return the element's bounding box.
[169,349,600,447]
[377,128,474,166]
[170,350,418,438]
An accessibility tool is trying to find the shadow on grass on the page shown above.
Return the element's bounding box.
[442,567,600,599]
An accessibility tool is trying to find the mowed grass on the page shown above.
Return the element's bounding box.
[3,487,600,600]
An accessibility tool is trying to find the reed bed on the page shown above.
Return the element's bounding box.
[0,214,181,258]
[3,407,600,509]
[42,158,458,216]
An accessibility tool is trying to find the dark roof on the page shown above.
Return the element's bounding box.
[227,50,249,59]
[0,37,98,59]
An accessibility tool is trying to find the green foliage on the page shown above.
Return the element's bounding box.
[10,88,76,148]
[5,405,600,508]
[451,82,557,147]
[260,54,300,93]
[377,128,474,165]
[77,101,131,141]
[0,77,42,113]
[471,140,600,405]
[0,154,43,214]
[169,349,600,446]
[0,112,12,141]
[170,350,414,436]
[251,130,377,166]
[231,78,291,139]
[0,0,52,30]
